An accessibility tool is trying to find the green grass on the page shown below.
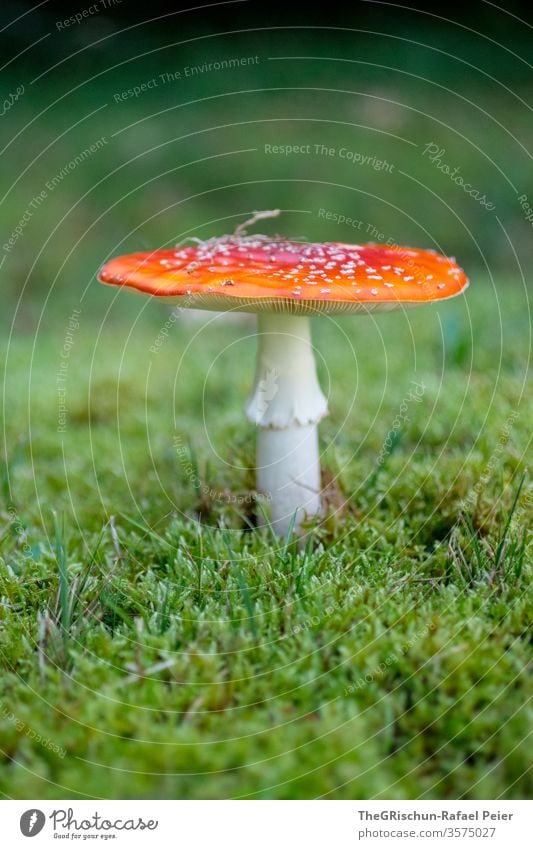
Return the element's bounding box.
[0,278,531,799]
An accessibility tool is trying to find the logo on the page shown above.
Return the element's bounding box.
[20,809,45,837]
[255,367,279,417]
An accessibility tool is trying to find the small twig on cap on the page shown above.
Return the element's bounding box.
[234,209,281,237]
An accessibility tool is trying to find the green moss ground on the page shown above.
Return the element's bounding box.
[0,280,531,799]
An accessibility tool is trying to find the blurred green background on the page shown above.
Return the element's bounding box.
[1,0,532,319]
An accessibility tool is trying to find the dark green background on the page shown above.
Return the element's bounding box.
[1,0,532,318]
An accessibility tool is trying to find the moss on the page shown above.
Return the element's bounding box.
[0,283,530,799]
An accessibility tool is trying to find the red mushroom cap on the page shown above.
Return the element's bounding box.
[98,236,468,315]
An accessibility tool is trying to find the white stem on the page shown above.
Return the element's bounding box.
[246,314,328,535]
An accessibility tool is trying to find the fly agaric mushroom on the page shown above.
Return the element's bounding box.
[99,216,468,535]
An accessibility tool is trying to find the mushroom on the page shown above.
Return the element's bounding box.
[99,218,468,536]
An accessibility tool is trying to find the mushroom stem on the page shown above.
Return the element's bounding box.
[246,313,328,535]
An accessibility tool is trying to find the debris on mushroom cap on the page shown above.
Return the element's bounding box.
[98,235,469,315]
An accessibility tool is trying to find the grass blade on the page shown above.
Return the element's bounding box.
[53,511,69,640]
